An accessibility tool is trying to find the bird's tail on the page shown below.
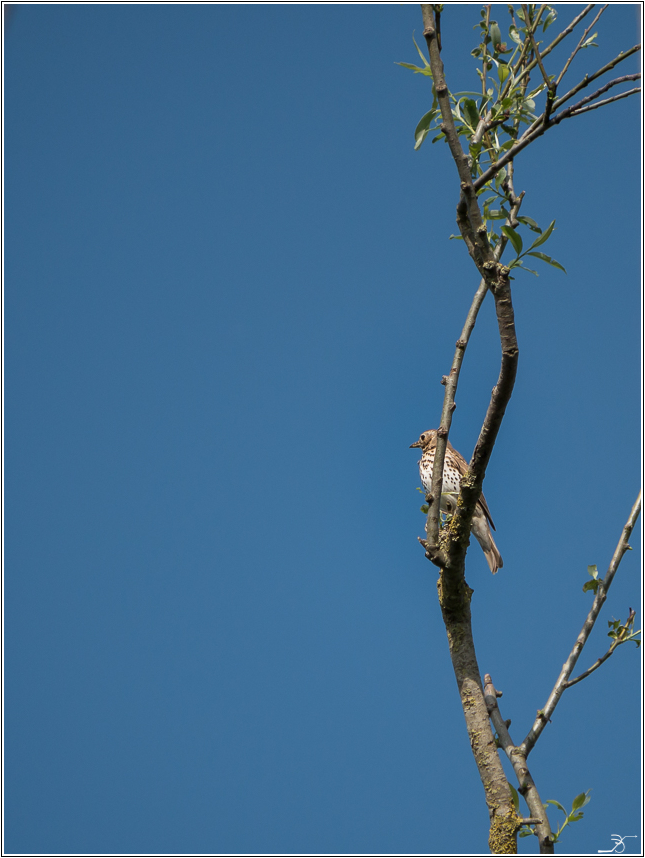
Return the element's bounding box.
[471,512,504,574]
[482,538,503,575]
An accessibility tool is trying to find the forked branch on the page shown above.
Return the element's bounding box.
[521,492,642,757]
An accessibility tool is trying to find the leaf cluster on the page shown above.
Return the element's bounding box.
[397,3,620,278]
[514,788,592,842]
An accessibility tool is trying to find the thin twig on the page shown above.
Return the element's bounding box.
[558,73,640,114]
[522,3,557,124]
[556,4,608,87]
[482,5,491,99]
[523,4,553,91]
[565,609,638,688]
[553,43,641,110]
[566,86,640,117]
[523,71,641,139]
[504,4,544,98]
[521,492,642,757]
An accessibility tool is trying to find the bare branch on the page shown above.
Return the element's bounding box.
[565,86,640,117]
[553,43,641,110]
[555,4,608,87]
[521,492,642,757]
[556,72,641,115]
[484,675,554,854]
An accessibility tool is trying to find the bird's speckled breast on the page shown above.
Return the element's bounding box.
[419,450,462,495]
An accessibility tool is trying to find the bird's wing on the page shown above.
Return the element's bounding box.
[448,441,496,531]
[477,493,496,531]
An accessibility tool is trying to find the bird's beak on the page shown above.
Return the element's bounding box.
[409,441,421,448]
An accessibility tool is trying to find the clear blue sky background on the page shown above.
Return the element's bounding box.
[5,4,641,855]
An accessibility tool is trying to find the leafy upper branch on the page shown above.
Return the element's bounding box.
[398,3,641,279]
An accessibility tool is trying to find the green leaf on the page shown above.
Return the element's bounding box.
[420,504,430,514]
[462,98,480,129]
[582,579,600,594]
[414,109,437,150]
[572,793,586,811]
[528,219,555,250]
[587,564,598,578]
[489,21,502,51]
[519,828,535,838]
[546,799,567,814]
[542,8,558,32]
[413,34,430,68]
[449,234,464,240]
[526,251,566,273]
[502,225,523,255]
[514,260,539,275]
[396,62,432,76]
[572,790,592,811]
[498,63,510,84]
[508,24,523,45]
[509,784,520,812]
[581,33,598,49]
[516,216,541,233]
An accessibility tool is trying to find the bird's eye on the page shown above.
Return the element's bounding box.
[421,434,425,440]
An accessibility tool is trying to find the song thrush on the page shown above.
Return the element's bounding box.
[410,429,503,574]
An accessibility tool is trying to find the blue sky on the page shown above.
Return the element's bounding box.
[5,4,641,855]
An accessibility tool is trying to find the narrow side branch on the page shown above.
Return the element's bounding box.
[484,675,554,854]
[521,492,642,757]
[473,60,640,191]
[565,608,638,688]
[556,4,608,87]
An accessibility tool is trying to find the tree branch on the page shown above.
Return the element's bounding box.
[521,492,642,757]
[565,609,638,688]
[555,4,608,87]
[418,8,522,852]
[420,3,497,554]
[473,57,641,192]
[484,675,554,854]
[422,193,524,566]
[564,86,640,118]
[514,4,596,86]
[552,43,641,110]
[523,4,554,92]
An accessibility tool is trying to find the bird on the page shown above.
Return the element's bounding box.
[410,429,503,574]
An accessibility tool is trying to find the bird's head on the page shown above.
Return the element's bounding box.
[409,429,437,450]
